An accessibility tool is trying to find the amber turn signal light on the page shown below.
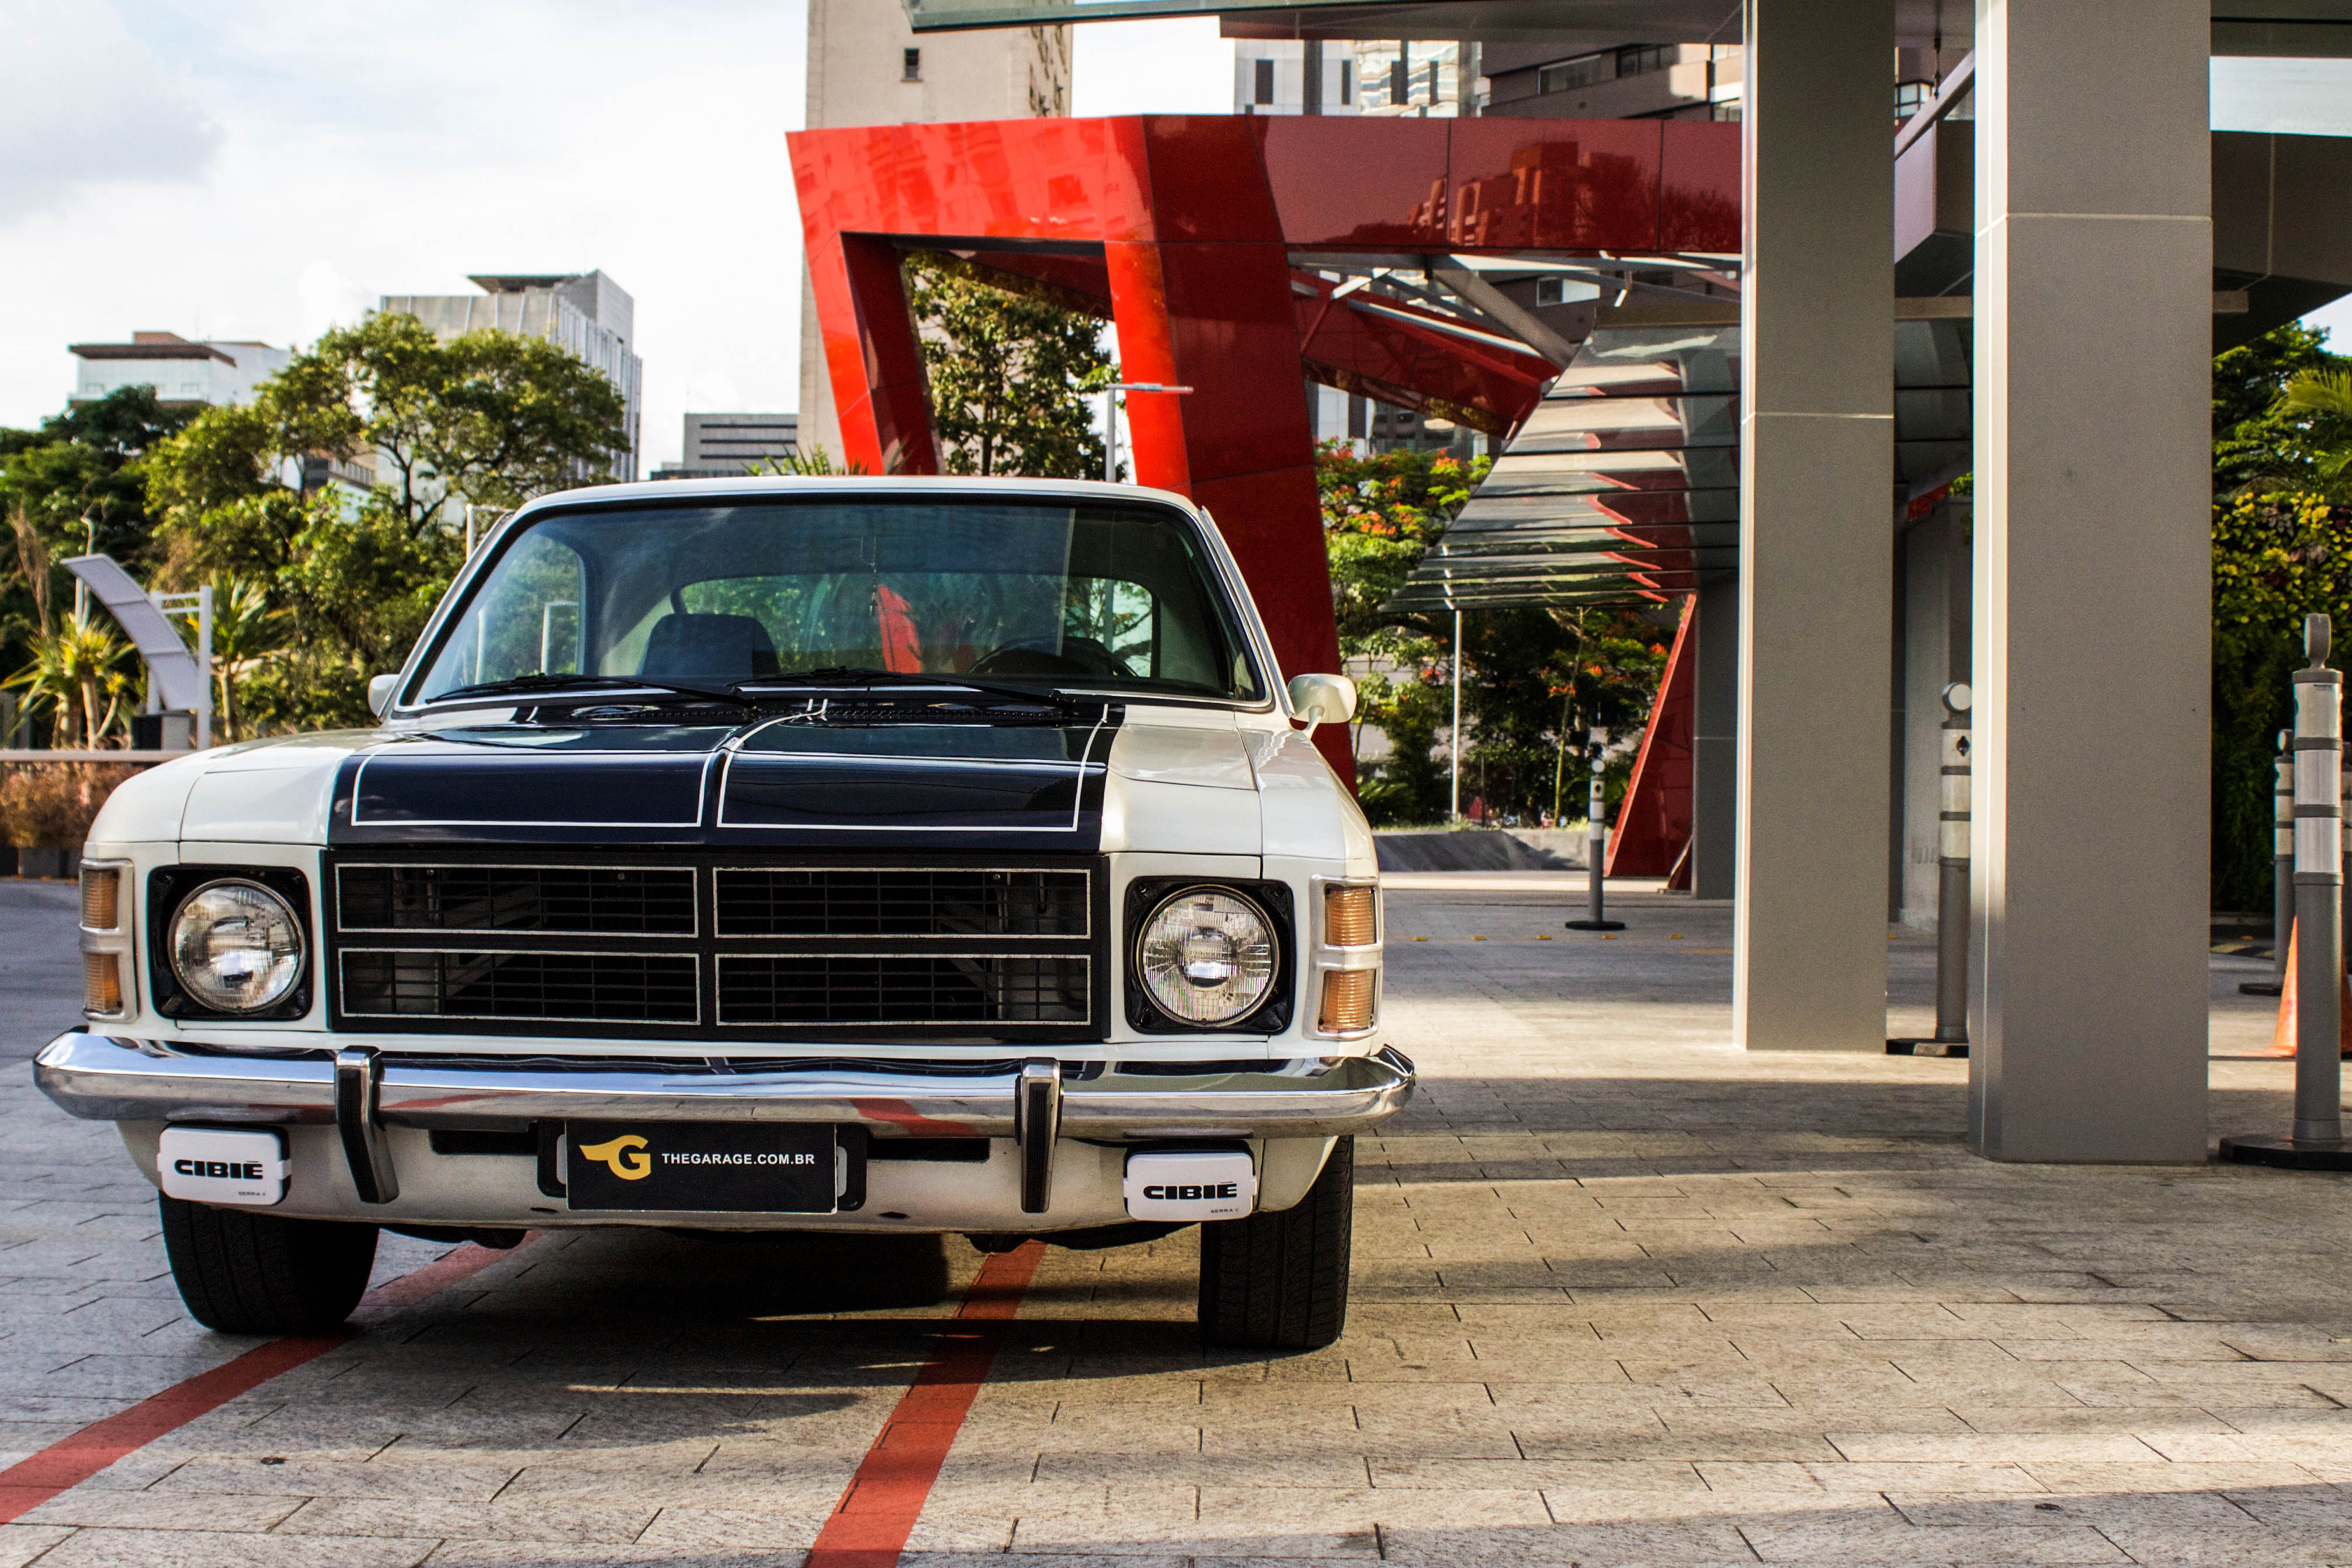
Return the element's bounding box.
[83,953,124,1018]
[1323,883,1376,947]
[1317,968,1376,1033]
[80,865,120,932]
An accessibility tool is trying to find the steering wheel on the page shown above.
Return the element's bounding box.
[969,636,1129,678]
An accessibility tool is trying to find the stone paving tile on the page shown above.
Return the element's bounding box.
[11,886,2352,1563]
[27,1529,438,1567]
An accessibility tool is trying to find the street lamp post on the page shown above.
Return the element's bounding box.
[1450,608,1463,821]
[1097,383,1193,483]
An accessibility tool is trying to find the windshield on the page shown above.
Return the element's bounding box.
[409,496,1267,706]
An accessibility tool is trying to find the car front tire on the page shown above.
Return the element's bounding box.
[1197,1136,1354,1350]
[159,1196,379,1334]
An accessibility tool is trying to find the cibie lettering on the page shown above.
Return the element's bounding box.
[1143,1182,1240,1201]
[172,1158,265,1180]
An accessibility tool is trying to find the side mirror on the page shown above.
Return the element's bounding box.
[367,674,400,717]
[1286,672,1357,738]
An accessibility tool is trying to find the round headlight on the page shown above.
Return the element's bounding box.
[170,881,304,1014]
[1136,887,1277,1025]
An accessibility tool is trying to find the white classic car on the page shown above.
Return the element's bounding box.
[37,478,1410,1350]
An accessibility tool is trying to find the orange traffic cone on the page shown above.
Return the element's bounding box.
[2265,919,2352,1058]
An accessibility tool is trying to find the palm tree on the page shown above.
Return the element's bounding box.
[8,617,131,749]
[199,575,285,743]
[2280,369,2352,494]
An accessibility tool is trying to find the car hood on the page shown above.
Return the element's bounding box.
[99,707,1361,861]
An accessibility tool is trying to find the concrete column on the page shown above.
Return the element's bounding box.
[1692,571,1738,900]
[1734,0,1895,1051]
[1969,0,2210,1160]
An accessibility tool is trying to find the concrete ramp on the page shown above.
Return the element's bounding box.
[1374,830,1578,873]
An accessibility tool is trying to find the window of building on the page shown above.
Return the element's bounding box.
[1389,54,1408,105]
[902,46,921,81]
[1537,53,1612,95]
[1255,57,1275,106]
[1424,60,1438,102]
[1617,44,1674,78]
[1338,61,1351,105]
[1535,277,1567,307]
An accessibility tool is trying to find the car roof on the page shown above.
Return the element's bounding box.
[514,474,1206,518]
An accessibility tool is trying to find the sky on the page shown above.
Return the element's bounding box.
[1,10,2348,468]
[0,0,1230,468]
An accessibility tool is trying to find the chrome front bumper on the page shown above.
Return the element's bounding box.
[33,1032,1416,1141]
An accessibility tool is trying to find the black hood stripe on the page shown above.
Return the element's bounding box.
[331,708,1122,851]
[349,751,718,829]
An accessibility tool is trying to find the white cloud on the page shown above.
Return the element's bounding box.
[0,0,809,467]
[0,2,223,216]
[0,1,1233,463]
[294,261,370,345]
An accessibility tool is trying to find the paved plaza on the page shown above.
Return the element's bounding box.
[0,876,2344,1565]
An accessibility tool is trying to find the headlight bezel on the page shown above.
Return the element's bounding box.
[1123,878,1294,1035]
[148,865,314,1022]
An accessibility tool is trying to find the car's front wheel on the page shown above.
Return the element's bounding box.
[1197,1136,1354,1350]
[159,1196,379,1334]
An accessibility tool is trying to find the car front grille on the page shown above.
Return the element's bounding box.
[325,855,1100,1041]
[717,954,1089,1026]
[714,868,1087,938]
[338,864,697,935]
[341,950,701,1022]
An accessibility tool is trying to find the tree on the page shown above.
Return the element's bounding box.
[1313,436,1674,825]
[0,388,198,733]
[151,313,627,542]
[2210,324,2352,909]
[2214,322,2337,498]
[904,254,1109,478]
[141,313,631,731]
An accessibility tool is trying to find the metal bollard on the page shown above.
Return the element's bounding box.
[2222,613,2352,1168]
[1889,684,1972,1056]
[1566,727,1625,932]
[2243,730,2292,997]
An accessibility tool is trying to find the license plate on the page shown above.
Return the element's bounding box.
[564,1121,838,1213]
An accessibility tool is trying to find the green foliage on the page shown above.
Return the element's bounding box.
[747,445,869,477]
[0,387,197,699]
[1314,437,1668,825]
[120,312,627,737]
[2211,323,2352,909]
[1317,439,1487,651]
[2214,322,2336,497]
[904,255,1109,478]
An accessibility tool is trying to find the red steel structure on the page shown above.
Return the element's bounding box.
[789,114,1738,779]
[1605,602,1696,881]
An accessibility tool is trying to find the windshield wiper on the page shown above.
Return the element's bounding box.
[431,673,754,707]
[752,667,1088,709]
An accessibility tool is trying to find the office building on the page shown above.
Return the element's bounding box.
[797,0,1070,461]
[379,272,644,481]
[651,413,800,479]
[67,332,289,409]
[1231,40,1358,115]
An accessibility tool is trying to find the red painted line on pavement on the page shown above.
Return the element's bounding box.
[804,1240,1045,1568]
[0,1235,525,1524]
